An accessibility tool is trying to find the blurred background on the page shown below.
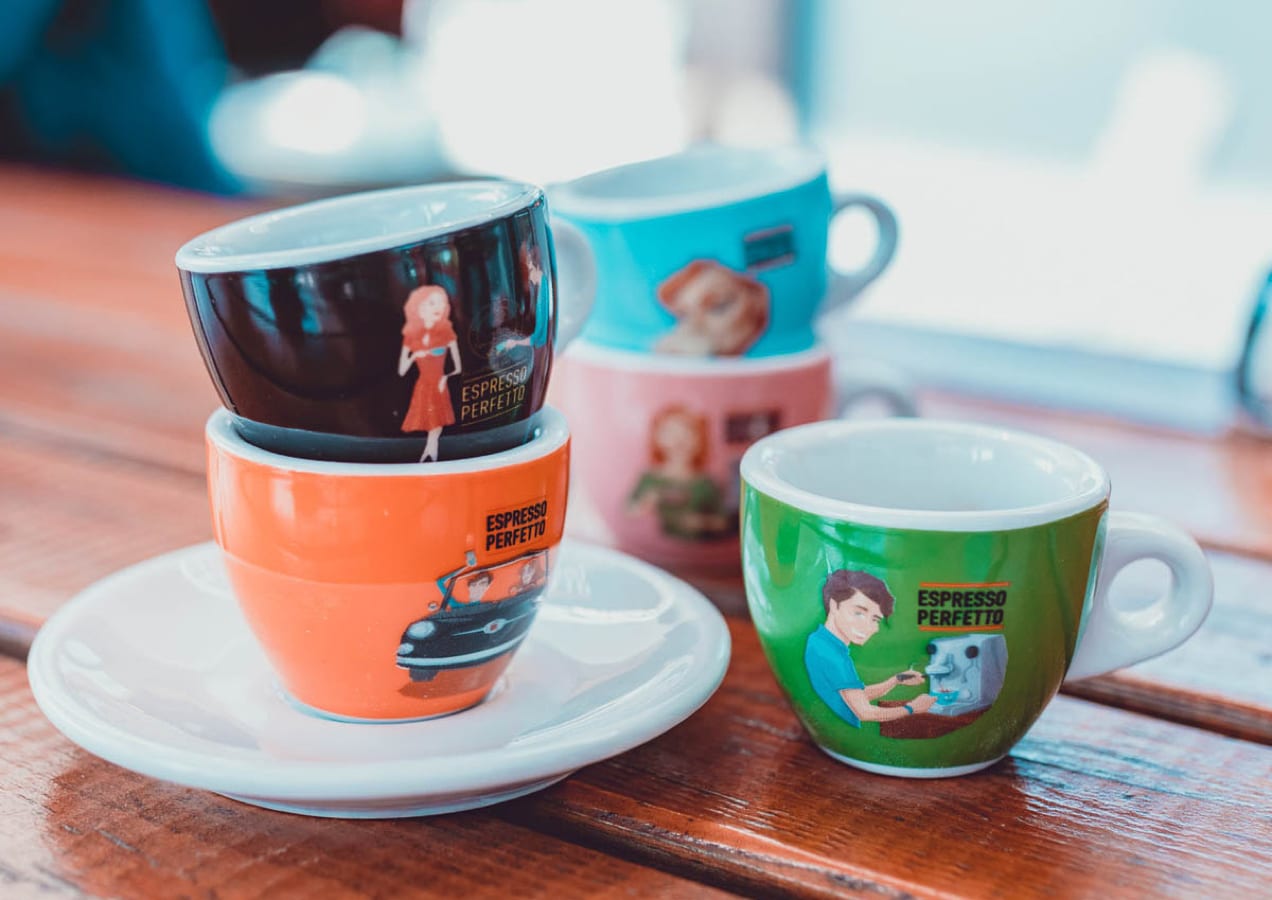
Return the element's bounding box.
[4,0,1272,432]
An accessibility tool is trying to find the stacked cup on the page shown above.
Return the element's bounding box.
[176,181,594,722]
[549,145,915,573]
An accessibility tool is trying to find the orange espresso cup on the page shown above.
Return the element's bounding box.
[206,407,570,721]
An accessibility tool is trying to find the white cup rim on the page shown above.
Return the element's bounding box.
[206,406,569,476]
[176,180,542,274]
[549,144,826,222]
[740,418,1111,532]
[562,339,830,374]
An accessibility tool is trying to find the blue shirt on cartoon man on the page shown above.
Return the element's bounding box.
[804,624,866,726]
[804,569,937,728]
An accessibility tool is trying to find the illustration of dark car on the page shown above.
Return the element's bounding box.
[395,548,549,682]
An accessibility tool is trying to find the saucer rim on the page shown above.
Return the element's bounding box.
[27,540,731,803]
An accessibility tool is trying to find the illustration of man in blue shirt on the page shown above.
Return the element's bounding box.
[804,569,937,727]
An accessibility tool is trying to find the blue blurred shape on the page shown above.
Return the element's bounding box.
[2,0,239,193]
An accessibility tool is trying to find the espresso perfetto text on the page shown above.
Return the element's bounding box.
[915,583,1010,630]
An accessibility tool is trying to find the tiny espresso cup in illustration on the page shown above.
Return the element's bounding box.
[205,407,570,721]
[179,181,595,463]
[553,342,916,573]
[550,144,896,359]
[740,419,1213,777]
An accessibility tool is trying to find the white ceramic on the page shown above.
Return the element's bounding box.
[27,540,730,818]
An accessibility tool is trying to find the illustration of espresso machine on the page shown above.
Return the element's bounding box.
[923,634,1008,716]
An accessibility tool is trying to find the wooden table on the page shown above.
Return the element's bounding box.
[1,163,1270,899]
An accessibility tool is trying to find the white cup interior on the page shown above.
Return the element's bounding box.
[176,181,540,273]
[551,145,825,220]
[741,419,1109,531]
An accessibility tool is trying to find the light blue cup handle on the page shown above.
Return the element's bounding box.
[549,219,598,351]
[823,193,899,316]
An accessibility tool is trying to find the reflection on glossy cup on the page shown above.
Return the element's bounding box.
[552,341,915,573]
[741,419,1213,777]
[205,407,570,721]
[551,144,897,359]
[179,181,595,463]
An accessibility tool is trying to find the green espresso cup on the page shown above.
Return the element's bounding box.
[740,419,1213,777]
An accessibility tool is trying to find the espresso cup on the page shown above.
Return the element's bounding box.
[205,406,570,721]
[179,181,595,463]
[553,341,916,572]
[550,144,896,359]
[740,419,1213,777]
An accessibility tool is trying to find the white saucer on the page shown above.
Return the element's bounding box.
[27,540,731,818]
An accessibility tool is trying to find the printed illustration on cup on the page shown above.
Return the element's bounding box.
[483,240,545,358]
[398,285,462,462]
[654,260,770,357]
[627,406,735,542]
[395,547,551,689]
[804,570,1011,741]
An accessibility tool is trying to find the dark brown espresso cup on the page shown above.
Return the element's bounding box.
[177,181,595,462]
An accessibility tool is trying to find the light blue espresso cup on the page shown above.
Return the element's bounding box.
[550,145,897,358]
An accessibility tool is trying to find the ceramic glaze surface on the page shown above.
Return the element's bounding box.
[555,344,835,571]
[179,182,586,462]
[26,541,731,818]
[552,146,896,359]
[740,419,1213,776]
[205,408,570,720]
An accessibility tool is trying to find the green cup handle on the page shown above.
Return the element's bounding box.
[1064,511,1213,682]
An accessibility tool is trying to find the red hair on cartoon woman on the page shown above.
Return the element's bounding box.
[649,405,710,470]
[654,259,769,357]
[402,284,456,350]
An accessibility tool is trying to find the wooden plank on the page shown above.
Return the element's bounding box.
[1,418,1270,741]
[506,619,1272,900]
[5,165,1272,557]
[0,657,733,900]
[0,429,209,627]
[0,290,214,473]
[1062,551,1272,744]
[0,166,266,470]
[921,390,1272,560]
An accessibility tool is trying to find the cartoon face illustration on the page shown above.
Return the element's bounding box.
[654,260,770,357]
[828,590,885,646]
[415,287,449,328]
[467,571,493,603]
[628,406,734,542]
[651,407,708,471]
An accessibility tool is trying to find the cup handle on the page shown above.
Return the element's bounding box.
[831,358,918,418]
[1063,511,1213,682]
[822,193,899,316]
[549,218,597,352]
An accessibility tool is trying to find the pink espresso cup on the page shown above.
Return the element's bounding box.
[552,341,916,572]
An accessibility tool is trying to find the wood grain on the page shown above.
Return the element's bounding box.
[7,165,1272,558]
[0,165,263,471]
[0,425,209,626]
[1062,550,1272,744]
[922,390,1272,560]
[506,619,1272,900]
[0,657,732,900]
[2,415,1271,748]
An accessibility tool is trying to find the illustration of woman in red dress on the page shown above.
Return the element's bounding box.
[398,285,462,462]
